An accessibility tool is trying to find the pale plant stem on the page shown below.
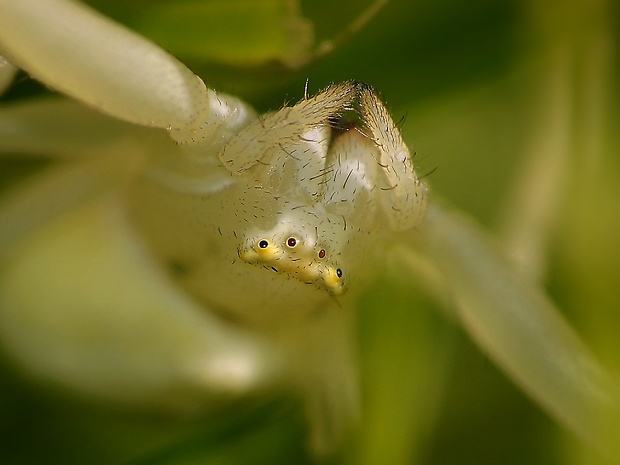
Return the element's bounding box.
[498,0,614,283]
[573,15,614,182]
[498,46,572,281]
[313,0,389,61]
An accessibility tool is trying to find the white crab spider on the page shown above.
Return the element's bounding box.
[130,80,426,315]
[0,0,618,459]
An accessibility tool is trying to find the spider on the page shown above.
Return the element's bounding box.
[0,0,617,460]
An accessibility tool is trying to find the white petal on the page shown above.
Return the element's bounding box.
[414,201,618,451]
[0,0,207,129]
[0,194,283,408]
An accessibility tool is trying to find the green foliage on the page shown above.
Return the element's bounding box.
[1,0,618,463]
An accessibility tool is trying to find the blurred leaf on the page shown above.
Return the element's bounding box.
[349,270,455,465]
[134,0,313,68]
[126,400,312,465]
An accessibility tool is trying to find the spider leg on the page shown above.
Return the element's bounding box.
[358,85,428,230]
[0,0,253,141]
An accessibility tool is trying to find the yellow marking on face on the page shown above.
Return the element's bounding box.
[238,234,347,295]
[320,265,345,295]
[238,239,281,263]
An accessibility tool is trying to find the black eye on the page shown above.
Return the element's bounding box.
[336,268,342,278]
[287,237,297,247]
[318,249,326,259]
[258,240,269,249]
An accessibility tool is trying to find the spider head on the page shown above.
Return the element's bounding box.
[237,212,348,296]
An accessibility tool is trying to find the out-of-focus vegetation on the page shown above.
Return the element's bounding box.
[1,0,618,464]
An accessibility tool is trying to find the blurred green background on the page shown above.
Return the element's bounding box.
[1,0,618,463]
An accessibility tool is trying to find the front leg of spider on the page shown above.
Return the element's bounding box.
[358,84,428,231]
[219,81,358,177]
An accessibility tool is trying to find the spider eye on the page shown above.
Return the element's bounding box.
[336,268,342,278]
[258,240,269,249]
[318,249,326,259]
[286,237,297,247]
